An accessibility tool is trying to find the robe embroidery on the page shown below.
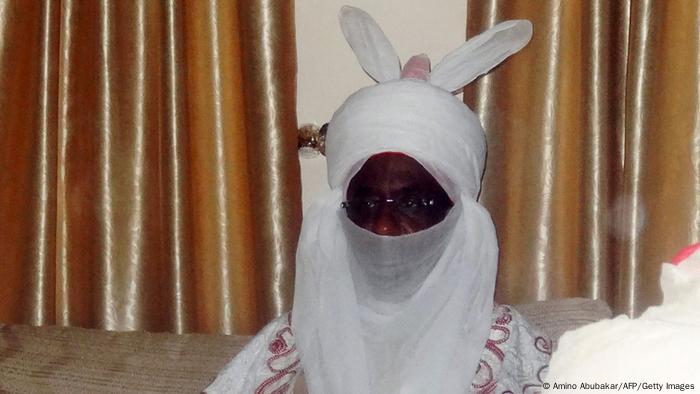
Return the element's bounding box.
[245,305,550,393]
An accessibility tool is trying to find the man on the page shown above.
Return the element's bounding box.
[206,7,548,393]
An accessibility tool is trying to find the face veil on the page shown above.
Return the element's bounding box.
[341,194,462,306]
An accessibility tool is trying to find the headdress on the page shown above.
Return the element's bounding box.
[292,7,532,393]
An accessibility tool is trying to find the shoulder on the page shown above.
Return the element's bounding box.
[472,304,552,394]
[493,304,552,353]
[205,312,301,394]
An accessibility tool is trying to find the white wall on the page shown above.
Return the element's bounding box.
[295,0,467,210]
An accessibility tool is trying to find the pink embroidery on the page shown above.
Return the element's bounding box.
[485,329,508,362]
[485,307,512,362]
[269,337,288,355]
[534,336,552,355]
[470,304,552,393]
[473,361,497,394]
[255,314,301,394]
[495,308,513,325]
[473,306,513,393]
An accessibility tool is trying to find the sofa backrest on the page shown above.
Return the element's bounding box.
[514,297,613,350]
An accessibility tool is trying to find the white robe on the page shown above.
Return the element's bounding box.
[205,304,551,394]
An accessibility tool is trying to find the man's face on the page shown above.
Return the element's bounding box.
[344,152,454,236]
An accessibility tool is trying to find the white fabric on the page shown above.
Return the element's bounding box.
[294,199,498,393]
[289,7,533,394]
[325,80,484,200]
[656,253,700,313]
[205,306,551,394]
[339,6,400,83]
[204,315,299,394]
[430,20,533,93]
[545,251,700,392]
[338,6,532,93]
[293,79,499,393]
[342,199,461,305]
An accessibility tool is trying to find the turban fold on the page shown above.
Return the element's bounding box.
[327,80,485,199]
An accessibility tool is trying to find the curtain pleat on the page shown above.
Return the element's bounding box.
[0,0,300,334]
[161,0,195,336]
[467,0,700,316]
[238,0,301,329]
[617,0,700,316]
[0,0,60,326]
[184,0,259,335]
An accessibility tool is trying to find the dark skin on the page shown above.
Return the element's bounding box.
[345,152,454,236]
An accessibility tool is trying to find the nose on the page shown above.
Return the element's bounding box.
[368,205,404,236]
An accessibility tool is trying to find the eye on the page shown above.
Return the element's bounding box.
[398,197,419,209]
[363,199,378,208]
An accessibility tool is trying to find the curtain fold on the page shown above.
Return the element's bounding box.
[466,0,700,316]
[0,0,60,327]
[238,0,301,331]
[0,0,301,334]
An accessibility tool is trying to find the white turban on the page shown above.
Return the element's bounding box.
[292,7,532,394]
[326,80,485,199]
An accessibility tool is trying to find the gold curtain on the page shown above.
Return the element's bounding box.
[0,0,301,334]
[466,0,700,316]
